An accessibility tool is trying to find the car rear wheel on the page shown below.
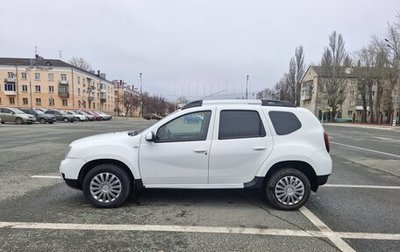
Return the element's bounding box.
[265,168,310,210]
[39,118,46,124]
[63,117,69,123]
[15,118,23,125]
[83,164,131,208]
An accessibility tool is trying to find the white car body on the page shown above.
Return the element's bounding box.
[60,100,332,209]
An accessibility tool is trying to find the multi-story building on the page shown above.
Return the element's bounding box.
[113,80,141,117]
[300,65,399,123]
[0,55,115,113]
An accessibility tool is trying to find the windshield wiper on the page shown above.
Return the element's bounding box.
[127,130,138,136]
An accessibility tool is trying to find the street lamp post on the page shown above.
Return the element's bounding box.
[245,74,249,100]
[139,73,143,117]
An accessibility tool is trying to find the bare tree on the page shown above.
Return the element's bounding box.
[69,57,92,71]
[320,31,349,122]
[355,45,376,123]
[285,46,305,106]
[123,91,140,116]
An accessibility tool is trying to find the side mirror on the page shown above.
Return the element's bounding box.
[145,131,156,142]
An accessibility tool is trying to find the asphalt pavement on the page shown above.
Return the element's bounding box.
[0,120,399,251]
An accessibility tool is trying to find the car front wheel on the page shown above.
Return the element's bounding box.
[63,117,69,123]
[82,164,131,208]
[265,168,311,211]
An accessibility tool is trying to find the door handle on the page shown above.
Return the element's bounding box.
[253,146,267,151]
[193,149,207,153]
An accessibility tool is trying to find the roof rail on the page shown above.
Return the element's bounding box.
[261,100,295,107]
[181,100,203,110]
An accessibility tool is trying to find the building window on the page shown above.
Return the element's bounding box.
[48,73,54,81]
[49,86,54,93]
[61,74,67,81]
[62,99,68,106]
[49,98,55,106]
[4,83,16,91]
[350,100,354,106]
[348,111,353,116]
[8,72,15,78]
[22,98,28,105]
[21,72,27,79]
[35,85,41,92]
[350,90,355,95]
[9,97,15,104]
[77,76,81,84]
[78,88,81,96]
[351,79,356,85]
[36,98,41,106]
[35,73,40,80]
[372,91,375,96]
[22,85,28,92]
[0,97,2,104]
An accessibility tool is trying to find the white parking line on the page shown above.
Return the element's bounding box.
[331,142,400,159]
[31,175,61,179]
[0,221,399,242]
[300,207,356,252]
[324,184,400,190]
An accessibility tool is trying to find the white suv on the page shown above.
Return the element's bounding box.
[60,100,332,210]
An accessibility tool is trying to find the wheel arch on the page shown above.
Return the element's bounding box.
[77,159,135,189]
[264,161,318,192]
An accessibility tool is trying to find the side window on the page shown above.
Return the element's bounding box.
[269,111,302,135]
[156,111,211,142]
[219,110,266,140]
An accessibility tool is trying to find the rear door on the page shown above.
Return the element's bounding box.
[209,107,273,184]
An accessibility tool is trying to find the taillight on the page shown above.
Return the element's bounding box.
[324,131,330,153]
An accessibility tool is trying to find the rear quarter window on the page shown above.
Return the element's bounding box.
[269,111,302,135]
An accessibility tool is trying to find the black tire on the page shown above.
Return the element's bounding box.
[15,118,23,125]
[63,117,69,123]
[39,118,46,124]
[0,121,5,124]
[82,164,131,208]
[265,168,311,211]
[49,122,54,124]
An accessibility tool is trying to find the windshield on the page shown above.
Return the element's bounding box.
[9,108,25,114]
[33,110,44,114]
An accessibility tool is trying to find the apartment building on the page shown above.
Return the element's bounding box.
[113,80,141,117]
[0,55,115,113]
[300,65,399,123]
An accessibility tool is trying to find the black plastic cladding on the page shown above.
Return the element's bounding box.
[181,100,203,110]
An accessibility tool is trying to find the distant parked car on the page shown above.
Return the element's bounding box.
[93,110,112,120]
[0,108,36,124]
[73,110,95,121]
[45,109,76,123]
[65,111,88,121]
[20,108,56,124]
[184,114,203,123]
[143,113,162,120]
[83,110,102,121]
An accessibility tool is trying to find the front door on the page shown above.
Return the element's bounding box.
[140,110,213,186]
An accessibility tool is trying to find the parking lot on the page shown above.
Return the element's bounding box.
[0,119,399,251]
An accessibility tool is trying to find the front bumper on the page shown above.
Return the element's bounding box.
[59,157,87,182]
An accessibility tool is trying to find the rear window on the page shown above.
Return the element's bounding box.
[219,110,266,140]
[269,111,302,135]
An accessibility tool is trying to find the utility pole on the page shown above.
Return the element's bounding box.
[245,74,249,99]
[139,73,143,117]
